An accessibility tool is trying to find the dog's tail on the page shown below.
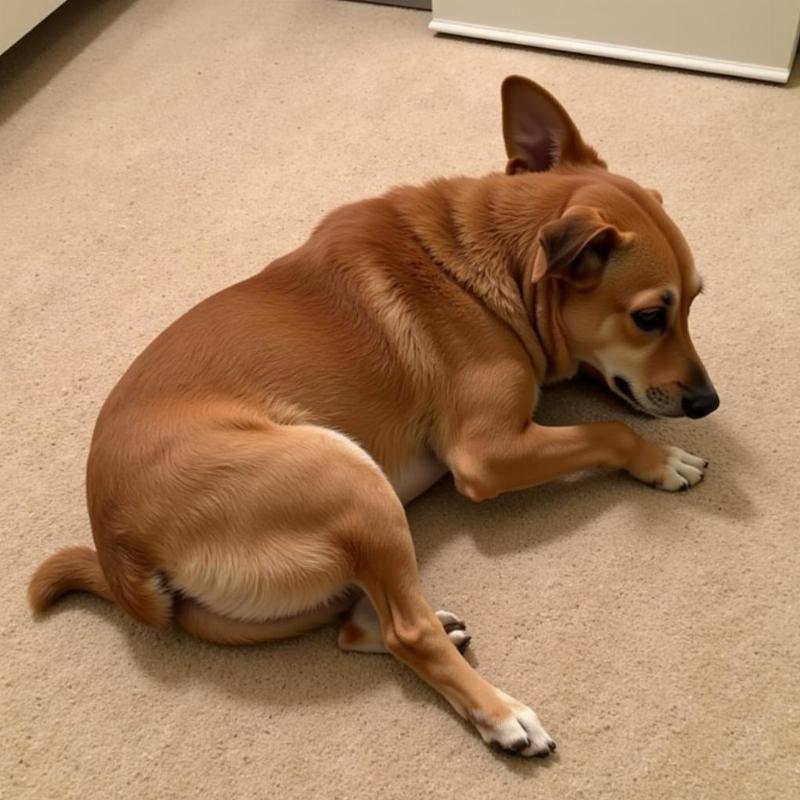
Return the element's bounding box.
[29,544,174,628]
[28,546,115,612]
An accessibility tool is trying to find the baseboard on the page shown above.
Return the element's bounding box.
[429,18,790,84]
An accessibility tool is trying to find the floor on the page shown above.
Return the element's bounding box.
[2,1,799,798]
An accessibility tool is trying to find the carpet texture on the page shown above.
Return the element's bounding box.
[2,2,799,798]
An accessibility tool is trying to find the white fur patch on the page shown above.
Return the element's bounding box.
[169,547,352,623]
[385,451,448,505]
[652,445,706,491]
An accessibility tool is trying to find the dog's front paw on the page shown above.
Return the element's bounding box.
[470,690,556,757]
[628,443,707,491]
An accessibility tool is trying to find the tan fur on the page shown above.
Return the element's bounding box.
[28,76,718,756]
[28,546,113,612]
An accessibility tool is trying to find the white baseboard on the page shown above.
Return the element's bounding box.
[429,18,790,84]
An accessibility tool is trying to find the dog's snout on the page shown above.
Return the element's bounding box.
[682,386,719,419]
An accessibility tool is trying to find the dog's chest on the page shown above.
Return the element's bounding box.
[385,451,448,505]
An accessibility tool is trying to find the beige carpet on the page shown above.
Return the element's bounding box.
[2,1,799,798]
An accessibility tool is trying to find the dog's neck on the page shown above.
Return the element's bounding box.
[392,173,578,385]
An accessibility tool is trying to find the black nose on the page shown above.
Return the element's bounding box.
[682,387,720,419]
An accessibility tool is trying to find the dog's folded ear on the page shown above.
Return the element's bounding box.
[531,206,630,289]
[502,76,606,174]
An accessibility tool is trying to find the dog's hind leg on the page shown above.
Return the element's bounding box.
[352,532,555,756]
[83,418,552,755]
[178,421,550,754]
[330,466,554,756]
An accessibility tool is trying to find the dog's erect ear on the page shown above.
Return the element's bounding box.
[532,206,628,289]
[502,76,606,174]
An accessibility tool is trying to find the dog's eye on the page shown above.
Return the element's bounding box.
[631,307,666,332]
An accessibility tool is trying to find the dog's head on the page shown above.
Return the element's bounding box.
[503,76,718,419]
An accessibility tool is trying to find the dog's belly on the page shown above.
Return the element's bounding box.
[385,451,448,505]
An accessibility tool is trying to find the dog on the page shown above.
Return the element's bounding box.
[29,76,718,757]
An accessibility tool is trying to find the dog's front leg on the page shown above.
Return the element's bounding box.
[445,420,707,501]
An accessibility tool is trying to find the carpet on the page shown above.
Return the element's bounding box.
[2,1,798,797]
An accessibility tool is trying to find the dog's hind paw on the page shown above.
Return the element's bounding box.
[436,609,471,652]
[470,689,556,757]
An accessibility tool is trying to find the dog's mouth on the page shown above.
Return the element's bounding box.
[613,375,637,403]
[612,375,650,414]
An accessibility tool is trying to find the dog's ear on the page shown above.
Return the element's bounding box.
[502,76,606,174]
[531,206,628,289]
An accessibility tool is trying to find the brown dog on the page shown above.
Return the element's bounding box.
[29,76,718,756]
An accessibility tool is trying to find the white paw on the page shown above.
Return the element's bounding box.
[436,609,471,652]
[471,690,556,757]
[653,446,707,491]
